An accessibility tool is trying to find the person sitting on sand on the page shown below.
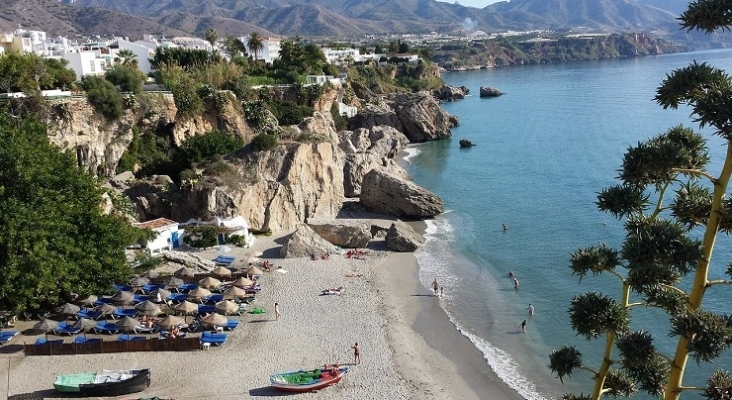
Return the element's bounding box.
[170,326,181,339]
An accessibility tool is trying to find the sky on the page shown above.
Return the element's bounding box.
[435,0,505,8]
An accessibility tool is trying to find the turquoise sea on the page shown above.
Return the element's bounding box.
[405,49,732,399]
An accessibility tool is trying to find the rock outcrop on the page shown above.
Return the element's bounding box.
[479,86,504,97]
[161,251,216,272]
[433,85,470,102]
[280,224,339,258]
[385,222,425,252]
[459,139,475,148]
[307,219,371,248]
[360,170,443,217]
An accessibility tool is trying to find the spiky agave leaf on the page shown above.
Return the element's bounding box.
[569,292,630,339]
[702,369,732,400]
[562,394,592,400]
[597,184,648,219]
[569,246,622,281]
[719,197,732,234]
[623,354,670,397]
[616,331,656,367]
[671,310,732,364]
[641,285,687,315]
[671,182,712,229]
[549,346,583,384]
[603,369,637,398]
[680,1,732,33]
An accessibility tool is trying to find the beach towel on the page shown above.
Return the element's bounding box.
[248,308,266,314]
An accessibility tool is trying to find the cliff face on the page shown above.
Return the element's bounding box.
[47,93,254,176]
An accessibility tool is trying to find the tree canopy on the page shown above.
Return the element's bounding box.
[0,52,76,93]
[549,2,732,400]
[0,113,149,313]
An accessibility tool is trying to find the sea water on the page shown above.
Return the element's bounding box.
[406,49,732,399]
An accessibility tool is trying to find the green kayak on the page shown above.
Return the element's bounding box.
[54,372,97,392]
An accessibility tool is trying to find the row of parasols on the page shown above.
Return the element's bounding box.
[133,265,264,282]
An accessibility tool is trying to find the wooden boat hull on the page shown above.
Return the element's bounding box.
[80,369,150,396]
[270,366,348,393]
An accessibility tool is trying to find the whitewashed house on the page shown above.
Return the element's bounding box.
[114,39,156,74]
[241,36,281,64]
[62,51,108,77]
[133,218,181,255]
[182,216,255,248]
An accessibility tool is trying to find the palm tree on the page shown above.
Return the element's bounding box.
[247,32,265,63]
[204,28,219,48]
[115,49,138,69]
[224,35,247,57]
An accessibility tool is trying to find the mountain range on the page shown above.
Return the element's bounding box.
[0,0,691,40]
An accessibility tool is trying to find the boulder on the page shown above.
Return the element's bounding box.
[124,175,175,221]
[385,222,425,252]
[479,86,504,97]
[459,139,475,148]
[433,85,470,102]
[370,220,392,238]
[109,171,135,188]
[360,170,443,217]
[307,219,371,248]
[390,92,459,142]
[343,153,408,197]
[348,101,403,132]
[280,225,339,258]
[161,251,215,272]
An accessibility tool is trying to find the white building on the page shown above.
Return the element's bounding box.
[62,51,108,77]
[114,39,156,74]
[133,218,181,255]
[322,47,360,65]
[182,216,255,248]
[240,36,281,64]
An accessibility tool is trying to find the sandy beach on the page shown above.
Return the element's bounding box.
[1,223,525,400]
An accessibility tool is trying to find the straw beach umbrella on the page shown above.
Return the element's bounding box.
[215,300,239,315]
[33,319,59,333]
[56,303,80,317]
[198,276,221,290]
[210,266,231,279]
[75,295,98,306]
[111,291,134,306]
[116,316,140,333]
[174,301,198,322]
[201,313,227,327]
[134,301,161,317]
[98,304,117,316]
[157,315,183,330]
[187,287,211,301]
[223,286,248,299]
[129,276,150,287]
[162,276,184,290]
[246,265,263,277]
[231,277,254,288]
[142,270,159,279]
[174,267,195,278]
[148,288,171,304]
[73,318,97,333]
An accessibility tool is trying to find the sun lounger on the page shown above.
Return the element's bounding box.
[114,284,133,292]
[76,309,103,320]
[73,337,102,344]
[200,331,227,346]
[134,325,159,334]
[117,334,147,342]
[35,338,64,345]
[203,294,224,303]
[167,293,188,302]
[213,255,235,265]
[133,294,150,303]
[53,322,82,336]
[112,308,138,319]
[159,330,188,339]
[93,298,114,306]
[223,320,239,331]
[179,283,199,292]
[141,284,165,293]
[93,321,120,335]
[0,332,17,346]
[197,305,215,314]
[0,330,19,338]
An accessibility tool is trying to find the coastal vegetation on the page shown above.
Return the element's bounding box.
[549,3,732,400]
[432,33,688,71]
[0,112,151,313]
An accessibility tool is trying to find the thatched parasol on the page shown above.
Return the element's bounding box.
[111,291,134,306]
[223,286,248,299]
[231,277,254,288]
[201,313,227,327]
[73,318,98,332]
[246,266,263,277]
[75,295,98,306]
[33,319,59,333]
[129,276,150,287]
[174,300,199,322]
[187,287,211,301]
[198,276,221,290]
[134,301,161,317]
[162,276,184,289]
[56,303,80,316]
[210,266,232,279]
[116,316,141,332]
[148,288,171,303]
[157,315,184,330]
[142,270,159,279]
[98,304,117,316]
[215,300,239,315]
[174,267,195,278]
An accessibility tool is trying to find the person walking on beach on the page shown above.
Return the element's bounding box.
[527,304,534,315]
[432,278,439,296]
[274,302,281,321]
[521,320,527,333]
[352,342,361,365]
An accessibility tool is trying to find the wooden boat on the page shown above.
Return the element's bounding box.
[270,365,348,393]
[54,369,150,396]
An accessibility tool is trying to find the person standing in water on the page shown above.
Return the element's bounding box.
[502,223,508,232]
[527,304,534,315]
[432,278,439,296]
[513,278,520,290]
[521,320,527,333]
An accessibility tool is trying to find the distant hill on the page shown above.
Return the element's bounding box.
[1,0,189,38]
[57,0,681,37]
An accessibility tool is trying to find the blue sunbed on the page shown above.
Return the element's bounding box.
[117,334,147,342]
[0,330,19,337]
[141,284,164,293]
[197,305,215,314]
[203,294,224,303]
[224,319,239,331]
[159,330,188,339]
[200,331,227,346]
[112,308,138,319]
[76,309,103,320]
[93,298,114,306]
[167,293,188,302]
[213,255,235,265]
[179,283,199,292]
[133,294,150,303]
[114,284,133,292]
[53,322,82,336]
[93,321,120,334]
[73,337,102,344]
[35,338,64,345]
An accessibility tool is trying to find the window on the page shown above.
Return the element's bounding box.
[90,60,95,72]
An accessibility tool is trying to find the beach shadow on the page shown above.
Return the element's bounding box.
[249,386,299,397]
[248,319,272,323]
[9,389,71,399]
[0,344,23,354]
[261,247,281,259]
[506,331,524,335]
[410,294,436,298]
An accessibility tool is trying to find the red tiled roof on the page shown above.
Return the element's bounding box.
[133,218,178,230]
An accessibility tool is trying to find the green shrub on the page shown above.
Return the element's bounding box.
[227,234,245,246]
[172,131,243,170]
[331,104,348,132]
[80,76,123,120]
[183,225,219,248]
[250,133,279,152]
[105,64,145,93]
[267,100,314,126]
